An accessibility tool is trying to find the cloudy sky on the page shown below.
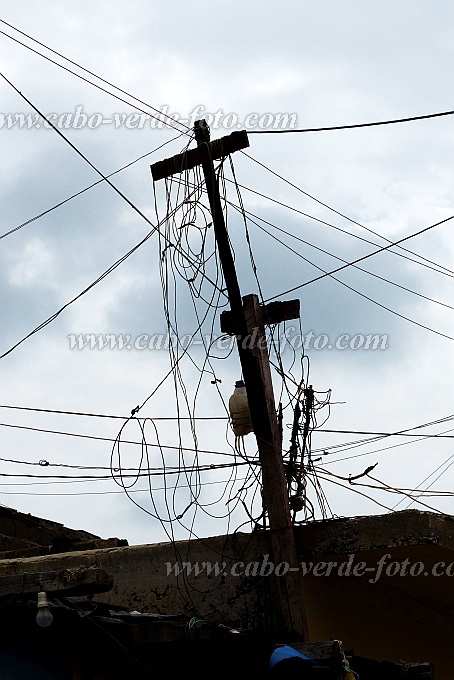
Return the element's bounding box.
[1,1,453,546]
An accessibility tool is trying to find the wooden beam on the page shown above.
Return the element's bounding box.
[220,299,300,335]
[150,130,249,181]
[0,566,113,597]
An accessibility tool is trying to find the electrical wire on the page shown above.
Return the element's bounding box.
[0,74,227,360]
[0,134,184,241]
[99,147,275,578]
[241,150,454,276]
[225,199,454,341]
[0,20,191,135]
[0,404,228,420]
[0,194,194,360]
[247,108,454,134]
[392,452,454,511]
[6,406,454,440]
[156,173,454,344]
[0,460,252,480]
[0,476,249,496]
[264,211,454,306]
[0,420,240,457]
[319,425,454,465]
[235,204,454,311]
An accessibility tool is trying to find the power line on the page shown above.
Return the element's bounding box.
[240,208,454,340]
[321,426,454,465]
[163,172,454,348]
[0,404,228,420]
[0,445,248,472]
[0,461,251,480]
[0,70,181,231]
[247,109,454,134]
[0,135,184,241]
[314,470,393,512]
[4,20,453,150]
[318,466,452,498]
[242,204,454,310]
[167,173,454,339]
[317,468,446,515]
[3,407,454,439]
[317,426,454,439]
[0,476,248,496]
[0,217,160,360]
[0,20,191,135]
[0,478,113,487]
[8,140,451,408]
[171,171,454,284]
[0,405,126,419]
[7,18,451,280]
[264,212,454,309]
[0,193,226,361]
[0,75,227,359]
[0,421,234,457]
[392,453,454,511]
[241,151,454,276]
[312,414,454,458]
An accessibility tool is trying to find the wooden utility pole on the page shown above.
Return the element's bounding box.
[151,121,308,639]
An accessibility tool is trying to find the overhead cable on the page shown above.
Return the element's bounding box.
[0,74,226,359]
[0,135,184,241]
[247,109,454,134]
[241,208,454,340]
[241,151,454,276]
[264,212,454,307]
[0,19,191,135]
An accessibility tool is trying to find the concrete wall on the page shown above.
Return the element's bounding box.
[1,511,453,678]
[0,530,272,628]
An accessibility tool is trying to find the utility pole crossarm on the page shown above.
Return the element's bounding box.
[220,299,300,336]
[150,130,249,181]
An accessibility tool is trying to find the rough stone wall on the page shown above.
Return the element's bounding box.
[1,510,454,677]
[293,510,454,556]
[0,510,453,626]
[0,529,273,628]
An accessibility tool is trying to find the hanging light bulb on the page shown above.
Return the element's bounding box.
[36,591,53,628]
